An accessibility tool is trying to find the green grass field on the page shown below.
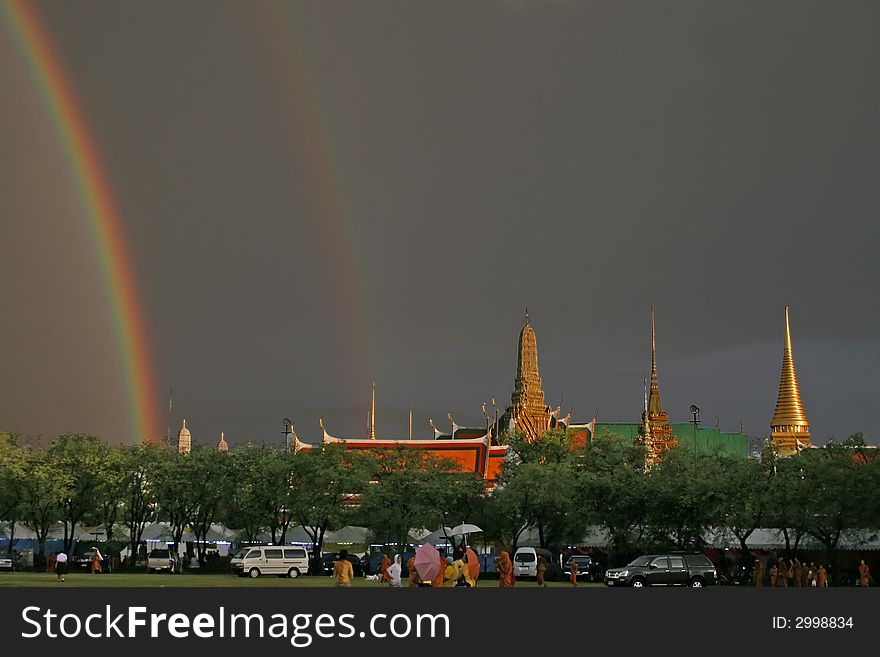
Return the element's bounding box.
[0,572,604,588]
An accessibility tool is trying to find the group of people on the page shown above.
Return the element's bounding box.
[751,557,872,587]
[373,548,482,588]
[46,547,104,581]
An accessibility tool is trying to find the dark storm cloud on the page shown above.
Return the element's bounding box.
[2,1,878,446]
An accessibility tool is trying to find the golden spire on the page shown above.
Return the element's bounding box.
[409,403,413,440]
[370,382,376,440]
[771,306,810,430]
[648,305,663,415]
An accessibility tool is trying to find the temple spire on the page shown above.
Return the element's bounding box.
[370,382,376,440]
[770,306,811,454]
[502,311,552,442]
[648,306,662,415]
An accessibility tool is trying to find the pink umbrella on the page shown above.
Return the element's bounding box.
[414,544,441,583]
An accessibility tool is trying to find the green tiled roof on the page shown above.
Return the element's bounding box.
[594,422,749,458]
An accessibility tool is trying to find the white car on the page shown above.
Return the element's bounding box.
[146,549,174,572]
[0,556,12,572]
[231,546,309,578]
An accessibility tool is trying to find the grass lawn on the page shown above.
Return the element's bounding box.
[0,572,605,588]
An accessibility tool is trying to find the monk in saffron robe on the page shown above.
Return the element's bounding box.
[817,564,828,588]
[769,562,778,587]
[777,559,789,587]
[859,560,871,588]
[752,559,764,587]
[791,558,802,587]
[407,556,419,587]
[497,551,515,588]
[431,553,446,588]
[380,554,392,585]
[570,559,579,587]
[536,555,547,587]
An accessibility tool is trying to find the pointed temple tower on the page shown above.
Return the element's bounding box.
[177,418,191,455]
[770,306,811,456]
[217,431,229,452]
[502,310,554,442]
[638,307,677,463]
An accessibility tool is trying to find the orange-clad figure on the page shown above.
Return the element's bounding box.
[752,559,764,587]
[791,558,802,587]
[769,562,778,587]
[776,559,789,587]
[570,559,579,587]
[816,564,828,588]
[332,549,354,587]
[859,560,871,588]
[497,551,515,588]
[380,554,392,585]
[432,553,446,588]
[91,548,103,574]
[407,556,419,588]
[536,555,547,588]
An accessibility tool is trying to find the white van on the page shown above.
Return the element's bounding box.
[231,546,310,578]
[513,547,555,579]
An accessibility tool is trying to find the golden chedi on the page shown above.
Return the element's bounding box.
[770,307,811,456]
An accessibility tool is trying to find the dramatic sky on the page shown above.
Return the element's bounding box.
[2,0,879,448]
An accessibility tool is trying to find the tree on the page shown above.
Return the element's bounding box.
[120,443,162,567]
[358,448,484,551]
[50,434,107,554]
[220,445,273,544]
[574,429,648,564]
[187,448,232,566]
[0,433,26,556]
[154,451,199,571]
[88,446,128,565]
[19,448,68,569]
[290,445,373,576]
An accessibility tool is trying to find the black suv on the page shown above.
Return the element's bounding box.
[604,553,717,587]
[320,553,365,577]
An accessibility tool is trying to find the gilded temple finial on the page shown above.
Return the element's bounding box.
[370,382,376,440]
[770,306,811,455]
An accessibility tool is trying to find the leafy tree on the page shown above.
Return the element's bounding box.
[291,445,373,576]
[50,434,107,554]
[358,447,484,551]
[0,433,27,555]
[88,446,128,564]
[221,445,273,544]
[154,451,199,570]
[575,429,648,563]
[19,448,68,568]
[120,443,162,567]
[187,448,232,566]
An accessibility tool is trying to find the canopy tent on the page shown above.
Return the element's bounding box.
[416,527,455,546]
[324,526,369,545]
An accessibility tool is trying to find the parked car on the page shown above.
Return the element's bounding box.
[512,547,562,581]
[146,548,175,573]
[564,555,594,581]
[320,553,365,578]
[0,556,12,572]
[605,553,718,587]
[231,546,310,578]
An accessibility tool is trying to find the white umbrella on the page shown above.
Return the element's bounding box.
[449,523,482,537]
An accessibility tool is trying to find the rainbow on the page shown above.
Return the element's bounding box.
[253,3,376,395]
[2,1,159,443]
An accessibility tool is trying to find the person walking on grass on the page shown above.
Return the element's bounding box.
[380,553,392,585]
[55,551,68,582]
[817,564,828,588]
[91,547,103,574]
[570,559,579,587]
[332,549,354,588]
[536,555,548,588]
[752,559,764,587]
[859,560,871,588]
[388,554,402,588]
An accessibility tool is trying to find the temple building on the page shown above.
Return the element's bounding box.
[293,388,508,488]
[217,431,229,452]
[638,307,677,465]
[177,418,191,454]
[499,310,561,442]
[770,306,811,456]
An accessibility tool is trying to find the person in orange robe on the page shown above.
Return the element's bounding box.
[380,554,392,585]
[536,555,547,587]
[91,548,103,574]
[859,560,871,588]
[431,552,446,588]
[816,564,828,588]
[497,551,515,588]
[752,559,764,587]
[570,559,579,587]
[407,556,419,588]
